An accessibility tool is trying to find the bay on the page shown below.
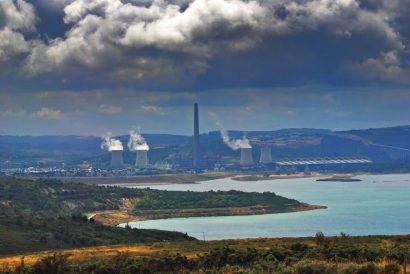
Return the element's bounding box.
[120,174,410,240]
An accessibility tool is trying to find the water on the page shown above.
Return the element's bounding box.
[120,174,410,240]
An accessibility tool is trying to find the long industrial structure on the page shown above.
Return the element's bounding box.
[273,156,372,166]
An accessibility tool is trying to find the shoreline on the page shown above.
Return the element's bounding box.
[19,172,409,187]
[92,204,327,227]
[51,171,348,187]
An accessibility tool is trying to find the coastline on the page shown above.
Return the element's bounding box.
[52,172,236,186]
[52,171,344,187]
[92,204,327,227]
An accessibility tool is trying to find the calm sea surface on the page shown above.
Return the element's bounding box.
[120,174,410,240]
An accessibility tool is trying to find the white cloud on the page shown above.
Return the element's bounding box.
[0,28,30,60]
[0,0,37,32]
[0,0,36,63]
[344,51,410,83]
[0,107,26,117]
[99,104,123,114]
[140,105,162,113]
[2,0,406,86]
[30,107,62,119]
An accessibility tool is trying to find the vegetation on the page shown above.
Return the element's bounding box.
[0,178,319,224]
[1,234,410,273]
[0,177,143,217]
[135,189,300,210]
[0,215,196,255]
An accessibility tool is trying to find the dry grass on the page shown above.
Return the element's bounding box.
[0,237,312,269]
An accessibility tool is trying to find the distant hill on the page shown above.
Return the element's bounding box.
[206,128,332,138]
[1,126,409,168]
[337,125,410,149]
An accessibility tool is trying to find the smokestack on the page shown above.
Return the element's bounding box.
[110,150,124,168]
[260,147,272,163]
[193,103,200,169]
[135,150,149,168]
[240,148,253,165]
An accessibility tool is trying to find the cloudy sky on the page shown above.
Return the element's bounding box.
[1,0,409,136]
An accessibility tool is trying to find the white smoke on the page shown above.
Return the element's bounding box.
[101,132,123,151]
[128,130,149,151]
[217,122,251,150]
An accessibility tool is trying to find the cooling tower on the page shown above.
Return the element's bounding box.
[135,150,149,167]
[110,150,124,168]
[240,148,253,165]
[260,147,272,163]
[193,103,200,169]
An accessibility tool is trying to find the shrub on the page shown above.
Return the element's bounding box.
[357,262,380,274]
[293,260,330,274]
[384,263,401,274]
[339,263,360,274]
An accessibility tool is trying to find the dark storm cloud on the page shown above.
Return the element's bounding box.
[1,0,410,136]
[0,0,409,90]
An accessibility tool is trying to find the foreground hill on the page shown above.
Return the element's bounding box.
[0,215,195,255]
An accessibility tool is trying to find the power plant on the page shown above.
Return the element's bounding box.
[135,150,149,168]
[260,146,273,163]
[193,103,200,169]
[240,148,253,165]
[110,150,124,168]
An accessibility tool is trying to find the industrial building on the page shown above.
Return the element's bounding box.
[135,150,149,168]
[240,148,253,165]
[110,150,124,168]
[172,153,222,170]
[259,146,273,164]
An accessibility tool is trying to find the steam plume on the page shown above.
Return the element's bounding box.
[101,132,123,151]
[128,130,149,151]
[217,122,251,150]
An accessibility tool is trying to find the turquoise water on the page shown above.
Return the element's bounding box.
[120,174,410,240]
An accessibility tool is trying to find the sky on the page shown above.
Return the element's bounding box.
[0,0,409,136]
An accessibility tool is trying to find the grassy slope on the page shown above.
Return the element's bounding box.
[0,215,196,255]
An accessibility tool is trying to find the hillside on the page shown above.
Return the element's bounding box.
[0,177,323,225]
[0,215,196,255]
[1,125,409,169]
[338,125,410,149]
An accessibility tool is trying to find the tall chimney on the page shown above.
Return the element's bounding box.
[193,103,200,169]
[110,150,124,168]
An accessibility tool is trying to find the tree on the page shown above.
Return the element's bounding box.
[315,231,325,246]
